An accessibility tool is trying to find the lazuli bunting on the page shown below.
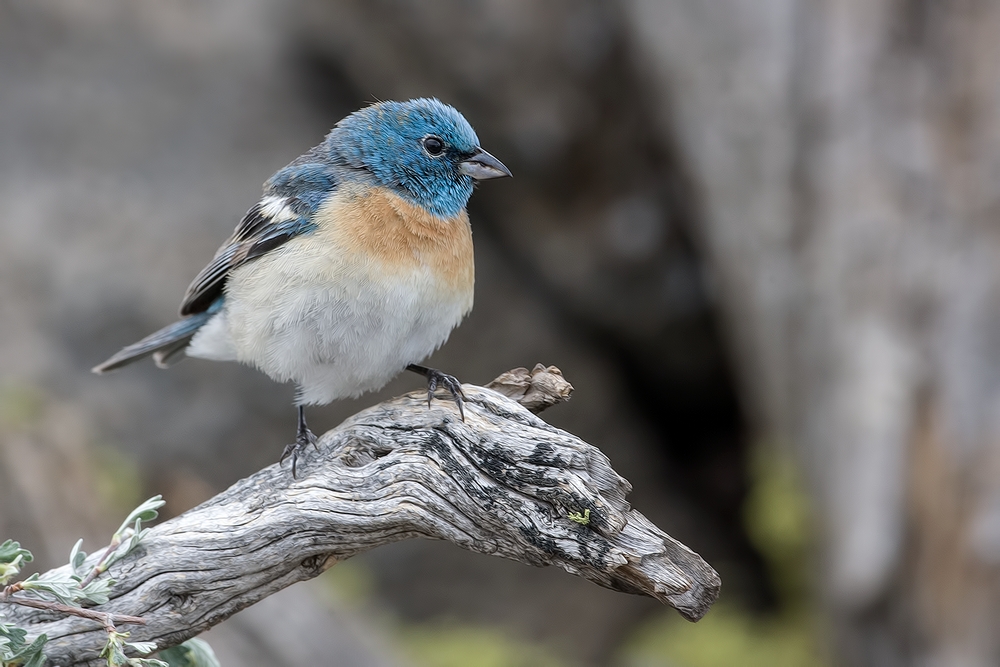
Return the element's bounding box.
[93,98,511,475]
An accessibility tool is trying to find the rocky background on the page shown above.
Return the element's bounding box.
[2,2,999,666]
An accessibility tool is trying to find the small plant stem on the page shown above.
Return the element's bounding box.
[0,594,145,627]
[79,536,122,588]
[2,581,24,596]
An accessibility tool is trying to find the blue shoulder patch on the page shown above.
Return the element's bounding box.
[265,162,339,211]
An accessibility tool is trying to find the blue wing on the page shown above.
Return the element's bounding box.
[179,162,337,316]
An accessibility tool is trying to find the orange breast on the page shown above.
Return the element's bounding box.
[314,185,475,294]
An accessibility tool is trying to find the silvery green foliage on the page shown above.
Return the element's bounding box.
[101,630,166,667]
[69,539,87,575]
[157,639,222,667]
[0,541,45,667]
[1,495,217,667]
[13,495,167,609]
[84,496,167,584]
[114,497,165,551]
[0,541,32,587]
[18,569,113,607]
[0,623,46,667]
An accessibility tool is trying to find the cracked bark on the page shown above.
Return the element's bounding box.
[1,366,720,665]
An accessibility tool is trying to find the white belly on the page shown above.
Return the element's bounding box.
[186,238,473,405]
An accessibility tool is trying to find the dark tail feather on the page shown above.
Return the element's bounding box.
[92,312,212,374]
[152,340,191,368]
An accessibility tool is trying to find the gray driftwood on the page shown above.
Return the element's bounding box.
[3,366,720,665]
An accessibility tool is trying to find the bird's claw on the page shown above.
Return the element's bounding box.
[280,426,317,478]
[427,370,465,416]
[408,365,465,421]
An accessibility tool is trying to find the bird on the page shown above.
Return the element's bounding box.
[93,98,511,476]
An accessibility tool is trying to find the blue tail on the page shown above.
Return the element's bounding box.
[92,309,214,374]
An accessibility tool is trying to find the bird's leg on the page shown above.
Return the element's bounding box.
[406,364,466,421]
[279,405,318,478]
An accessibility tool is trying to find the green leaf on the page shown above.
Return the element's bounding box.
[113,496,164,541]
[121,521,151,560]
[79,575,115,606]
[124,641,157,655]
[0,540,32,565]
[95,496,164,579]
[0,623,27,642]
[156,638,221,667]
[0,624,27,660]
[0,540,32,587]
[0,625,47,666]
[101,630,129,667]
[18,636,48,667]
[20,571,82,606]
[69,538,87,576]
[101,630,168,667]
[15,566,114,607]
[22,650,48,667]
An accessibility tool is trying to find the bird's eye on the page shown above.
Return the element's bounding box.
[422,136,444,156]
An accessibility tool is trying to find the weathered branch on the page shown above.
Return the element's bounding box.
[1,366,720,665]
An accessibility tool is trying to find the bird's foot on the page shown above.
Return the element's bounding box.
[406,364,466,421]
[280,406,319,478]
[279,428,317,478]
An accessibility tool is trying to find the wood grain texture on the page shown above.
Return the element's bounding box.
[2,370,719,665]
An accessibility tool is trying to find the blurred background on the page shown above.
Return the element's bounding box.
[2,1,999,665]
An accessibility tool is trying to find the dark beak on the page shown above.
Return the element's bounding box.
[459,147,512,180]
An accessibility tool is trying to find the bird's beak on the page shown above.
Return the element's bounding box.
[459,148,512,180]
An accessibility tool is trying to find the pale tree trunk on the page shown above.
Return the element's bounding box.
[627,0,1000,664]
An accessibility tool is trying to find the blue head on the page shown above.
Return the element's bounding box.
[326,98,510,218]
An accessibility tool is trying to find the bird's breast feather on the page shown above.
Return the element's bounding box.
[312,185,475,295]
